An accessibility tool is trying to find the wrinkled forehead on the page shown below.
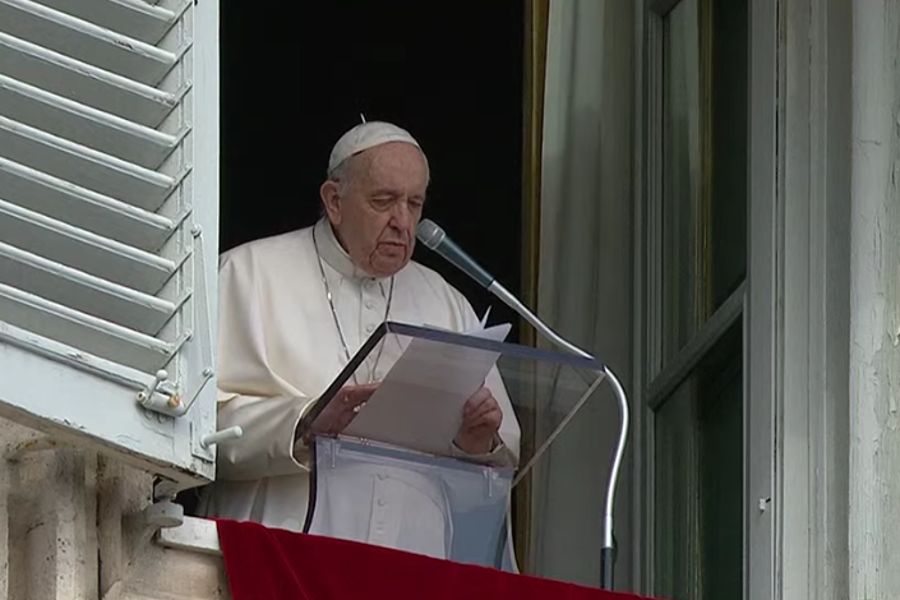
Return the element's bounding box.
[355,142,430,189]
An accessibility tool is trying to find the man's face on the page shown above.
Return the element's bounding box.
[321,142,429,277]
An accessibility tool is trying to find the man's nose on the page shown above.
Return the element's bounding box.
[389,200,413,229]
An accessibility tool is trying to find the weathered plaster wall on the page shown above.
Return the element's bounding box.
[849,1,900,597]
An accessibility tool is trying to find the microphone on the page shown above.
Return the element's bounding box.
[415,219,495,288]
[417,219,590,358]
[415,218,629,591]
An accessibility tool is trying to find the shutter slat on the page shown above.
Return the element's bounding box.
[0,282,174,372]
[0,0,178,85]
[0,73,179,170]
[0,198,175,293]
[0,107,176,207]
[0,32,178,127]
[39,0,178,45]
[0,321,156,393]
[0,241,176,335]
[0,0,218,482]
[0,157,175,252]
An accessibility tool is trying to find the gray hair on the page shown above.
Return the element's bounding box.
[326,154,359,196]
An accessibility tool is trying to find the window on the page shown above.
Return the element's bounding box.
[644,0,747,598]
[0,0,219,487]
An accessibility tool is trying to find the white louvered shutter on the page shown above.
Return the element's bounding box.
[0,0,219,486]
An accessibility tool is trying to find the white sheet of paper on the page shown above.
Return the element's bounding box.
[342,323,511,456]
[478,306,492,329]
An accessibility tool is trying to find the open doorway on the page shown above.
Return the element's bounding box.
[181,0,526,517]
[219,2,525,335]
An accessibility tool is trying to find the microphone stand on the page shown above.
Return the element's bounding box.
[416,219,628,590]
[489,280,628,592]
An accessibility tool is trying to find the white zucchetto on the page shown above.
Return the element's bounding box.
[327,121,424,175]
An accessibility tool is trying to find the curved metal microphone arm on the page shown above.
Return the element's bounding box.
[488,280,628,591]
[488,281,593,360]
[416,219,628,589]
[598,366,629,590]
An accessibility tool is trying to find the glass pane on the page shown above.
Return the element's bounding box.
[527,382,624,584]
[301,322,606,482]
[660,0,748,366]
[654,375,701,598]
[310,436,514,567]
[298,321,611,573]
[698,352,743,599]
[662,0,702,363]
[654,324,742,600]
[710,0,748,309]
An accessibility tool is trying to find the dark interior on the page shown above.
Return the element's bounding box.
[219,2,525,336]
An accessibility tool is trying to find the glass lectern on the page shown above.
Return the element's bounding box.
[297,322,608,571]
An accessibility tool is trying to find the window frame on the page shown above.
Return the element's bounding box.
[636,0,775,598]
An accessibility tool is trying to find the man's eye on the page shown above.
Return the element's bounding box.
[371,197,393,209]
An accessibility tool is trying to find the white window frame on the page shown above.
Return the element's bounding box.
[745,0,777,597]
[773,0,851,598]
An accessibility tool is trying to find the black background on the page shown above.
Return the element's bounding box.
[219,1,525,337]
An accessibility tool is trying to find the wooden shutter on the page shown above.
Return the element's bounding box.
[0,0,219,486]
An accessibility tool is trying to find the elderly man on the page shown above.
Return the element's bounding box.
[199,121,520,558]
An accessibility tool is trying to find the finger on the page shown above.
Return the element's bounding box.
[463,387,492,415]
[320,397,356,434]
[343,392,369,409]
[310,405,339,434]
[333,400,364,433]
[346,384,378,405]
[469,400,502,424]
[465,407,503,430]
[464,395,500,423]
[455,421,500,453]
[333,410,356,434]
[463,407,499,433]
[353,382,380,396]
[311,385,369,435]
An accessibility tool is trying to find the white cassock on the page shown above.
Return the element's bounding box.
[198,218,520,558]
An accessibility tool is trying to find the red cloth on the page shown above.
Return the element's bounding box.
[216,518,657,600]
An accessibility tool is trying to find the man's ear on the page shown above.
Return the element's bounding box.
[319,180,342,226]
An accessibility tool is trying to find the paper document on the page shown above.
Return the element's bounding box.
[478,306,492,329]
[342,323,510,456]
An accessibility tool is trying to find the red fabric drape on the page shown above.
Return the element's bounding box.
[217,519,657,600]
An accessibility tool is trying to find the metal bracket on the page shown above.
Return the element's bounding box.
[136,365,214,418]
[191,420,243,462]
[137,370,170,407]
[137,226,215,420]
[201,426,242,448]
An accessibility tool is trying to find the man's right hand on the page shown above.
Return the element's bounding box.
[303,383,378,442]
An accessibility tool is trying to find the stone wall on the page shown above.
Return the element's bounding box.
[0,418,229,600]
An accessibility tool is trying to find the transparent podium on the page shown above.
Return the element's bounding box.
[296,321,611,571]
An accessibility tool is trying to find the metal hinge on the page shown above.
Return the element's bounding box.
[137,226,213,418]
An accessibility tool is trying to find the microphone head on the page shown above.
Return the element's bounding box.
[416,219,445,249]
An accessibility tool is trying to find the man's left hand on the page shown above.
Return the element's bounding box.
[454,386,502,455]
